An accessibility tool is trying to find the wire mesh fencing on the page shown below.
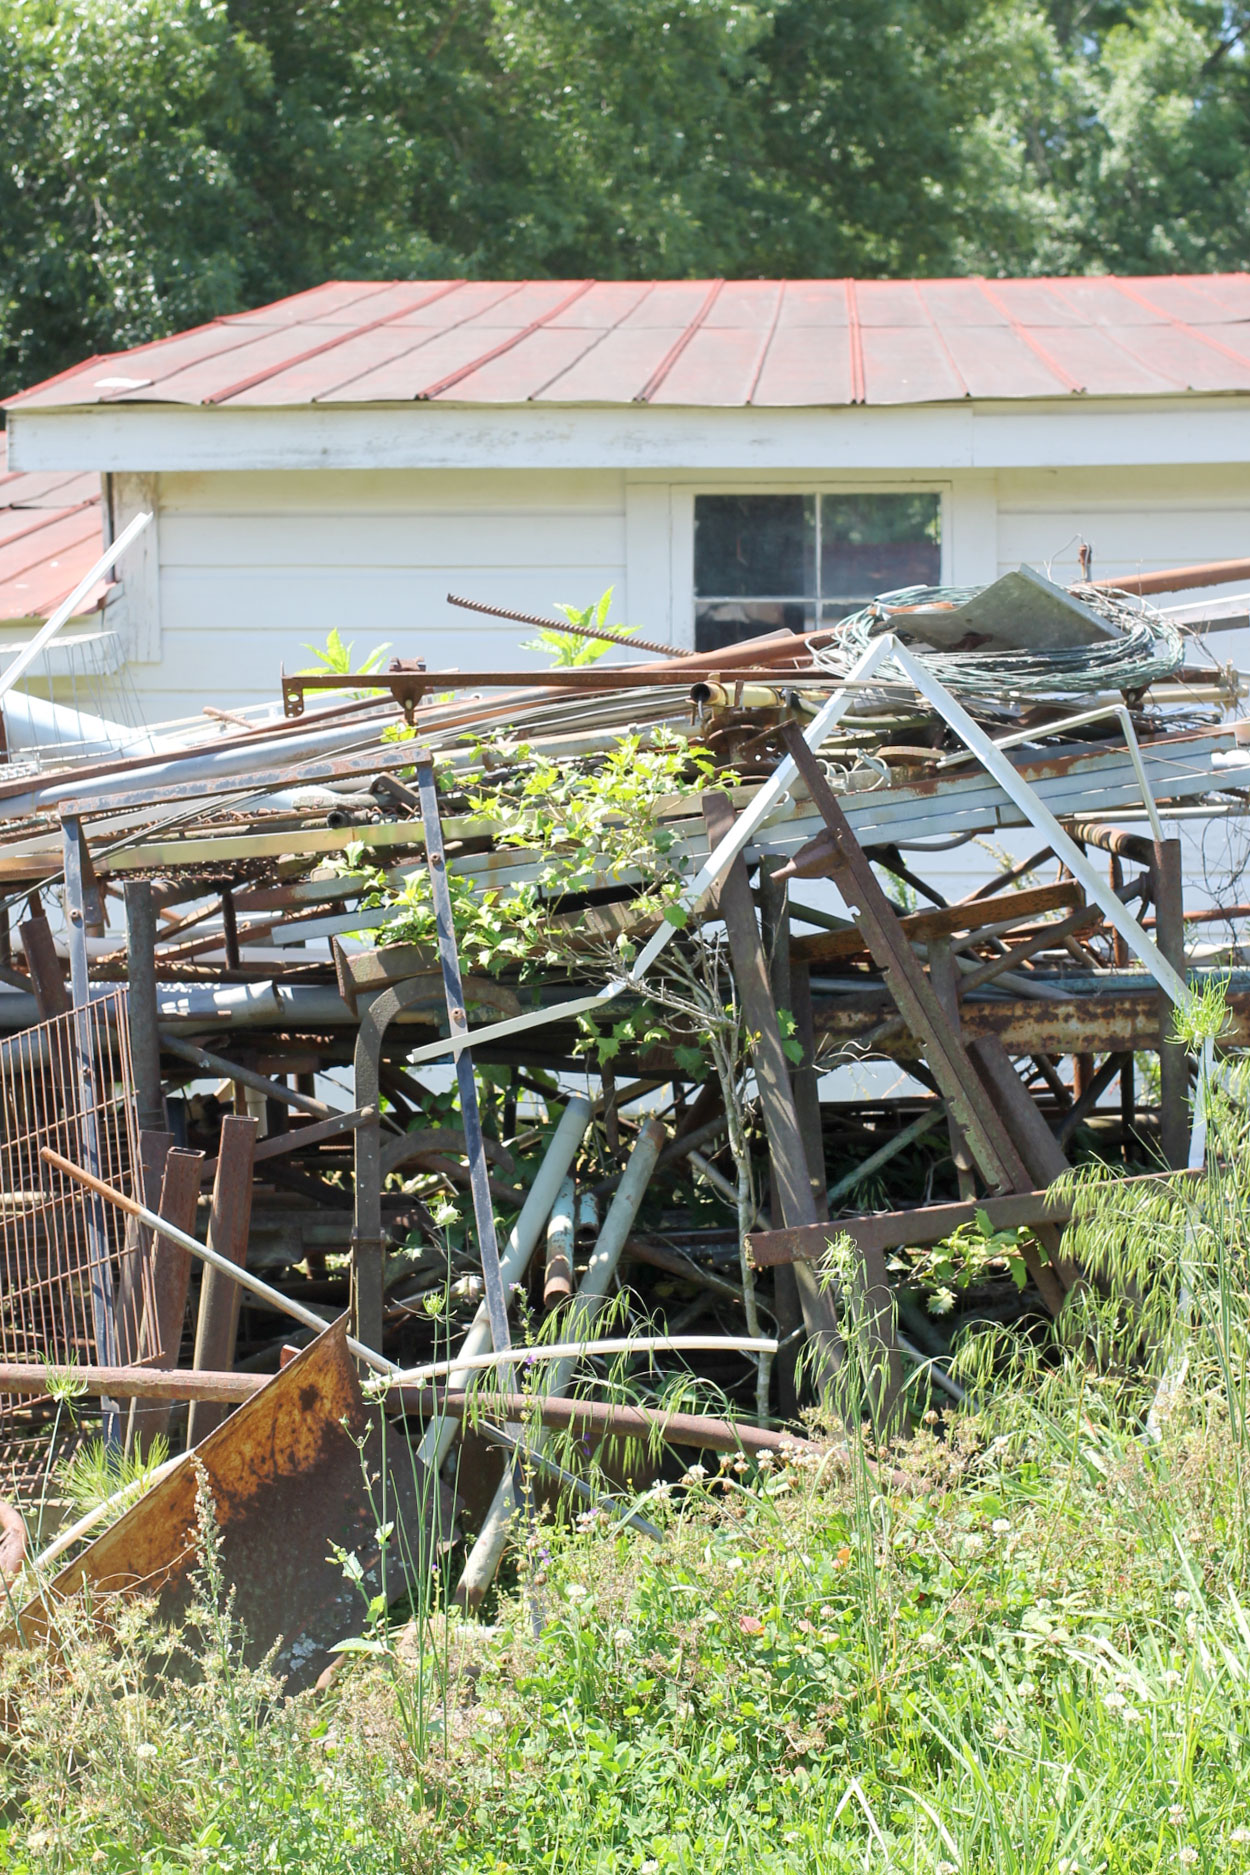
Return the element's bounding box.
[0,987,148,1499]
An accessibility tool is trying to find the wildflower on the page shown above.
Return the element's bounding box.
[1103,1689,1127,1710]
[916,1629,940,1651]
[992,1518,1011,1535]
[962,1534,985,1556]
[1169,1806,1186,1828]
[613,1627,633,1649]
[1162,1669,1183,1690]
[649,1479,673,1500]
[683,1463,708,1485]
[477,1708,505,1729]
[991,1719,1009,1741]
[936,1862,958,1875]
[135,1741,158,1761]
[1230,1825,1250,1844]
[1174,1590,1192,1610]
[732,1456,748,1474]
[756,1451,776,1472]
[1179,1848,1199,1867]
[565,1582,589,1601]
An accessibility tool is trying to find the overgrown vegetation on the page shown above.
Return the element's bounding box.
[6,1045,1250,1870]
[4,2,1250,396]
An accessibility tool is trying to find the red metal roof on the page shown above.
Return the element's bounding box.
[0,433,107,620]
[10,275,1250,411]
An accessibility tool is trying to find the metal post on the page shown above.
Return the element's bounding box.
[1154,836,1189,1169]
[415,758,512,1370]
[703,794,848,1406]
[130,1146,205,1455]
[62,814,121,1412]
[124,880,165,1134]
[187,1116,259,1443]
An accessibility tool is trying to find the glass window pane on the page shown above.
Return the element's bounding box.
[695,600,814,653]
[695,495,815,598]
[820,493,940,601]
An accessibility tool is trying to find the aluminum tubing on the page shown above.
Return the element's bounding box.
[456,1117,665,1605]
[0,712,388,821]
[416,1095,593,1470]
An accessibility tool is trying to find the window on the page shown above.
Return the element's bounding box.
[693,492,941,653]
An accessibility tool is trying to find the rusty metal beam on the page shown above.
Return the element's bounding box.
[187,1116,259,1443]
[746,1167,1199,1269]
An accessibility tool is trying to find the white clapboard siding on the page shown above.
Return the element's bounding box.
[121,467,631,716]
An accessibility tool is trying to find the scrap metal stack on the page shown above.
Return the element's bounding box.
[0,559,1248,1630]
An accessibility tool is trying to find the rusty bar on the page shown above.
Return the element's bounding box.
[1055,1052,1132,1147]
[0,1362,818,1458]
[777,726,1037,1197]
[159,1032,335,1118]
[789,881,1082,966]
[702,793,849,1406]
[199,1105,371,1181]
[130,1146,205,1454]
[1092,555,1250,596]
[928,935,977,1201]
[17,910,69,1019]
[760,852,806,1416]
[187,1116,259,1443]
[747,1167,1200,1268]
[1154,836,1189,1169]
[116,1127,173,1372]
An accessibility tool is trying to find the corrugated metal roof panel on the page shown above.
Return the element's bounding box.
[0,436,106,621]
[13,274,1250,411]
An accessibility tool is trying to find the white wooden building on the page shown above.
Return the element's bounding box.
[6,275,1250,726]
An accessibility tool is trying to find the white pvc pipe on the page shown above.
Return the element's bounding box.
[0,509,151,705]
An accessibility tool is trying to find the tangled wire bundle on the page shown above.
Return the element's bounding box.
[818,583,1187,704]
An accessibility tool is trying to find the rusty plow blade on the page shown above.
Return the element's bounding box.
[7,1320,450,1691]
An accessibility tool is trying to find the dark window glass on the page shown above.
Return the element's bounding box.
[693,491,940,653]
[821,493,940,600]
[694,495,815,599]
[694,600,814,650]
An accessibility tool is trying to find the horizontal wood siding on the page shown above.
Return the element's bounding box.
[125,468,629,715]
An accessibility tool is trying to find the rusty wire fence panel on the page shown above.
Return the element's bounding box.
[0,988,149,1497]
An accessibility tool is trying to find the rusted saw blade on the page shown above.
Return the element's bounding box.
[10,1320,445,1691]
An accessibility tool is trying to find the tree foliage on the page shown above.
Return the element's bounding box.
[3,0,1250,397]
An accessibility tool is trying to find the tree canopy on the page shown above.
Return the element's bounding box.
[2,0,1249,398]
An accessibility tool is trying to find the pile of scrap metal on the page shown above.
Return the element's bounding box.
[0,557,1248,1654]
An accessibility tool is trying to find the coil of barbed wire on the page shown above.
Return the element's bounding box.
[815,583,1187,703]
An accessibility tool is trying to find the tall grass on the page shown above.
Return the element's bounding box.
[9,1058,1250,1868]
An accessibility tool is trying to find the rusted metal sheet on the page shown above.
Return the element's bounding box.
[11,1322,444,1694]
[15,275,1250,412]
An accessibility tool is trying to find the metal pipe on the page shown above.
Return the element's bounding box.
[456,1117,666,1604]
[158,1032,336,1117]
[416,1095,593,1469]
[937,703,1165,845]
[1091,556,1250,597]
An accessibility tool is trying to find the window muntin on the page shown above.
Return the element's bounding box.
[694,492,941,653]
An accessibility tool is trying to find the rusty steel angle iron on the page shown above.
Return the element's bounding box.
[778,725,1030,1195]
